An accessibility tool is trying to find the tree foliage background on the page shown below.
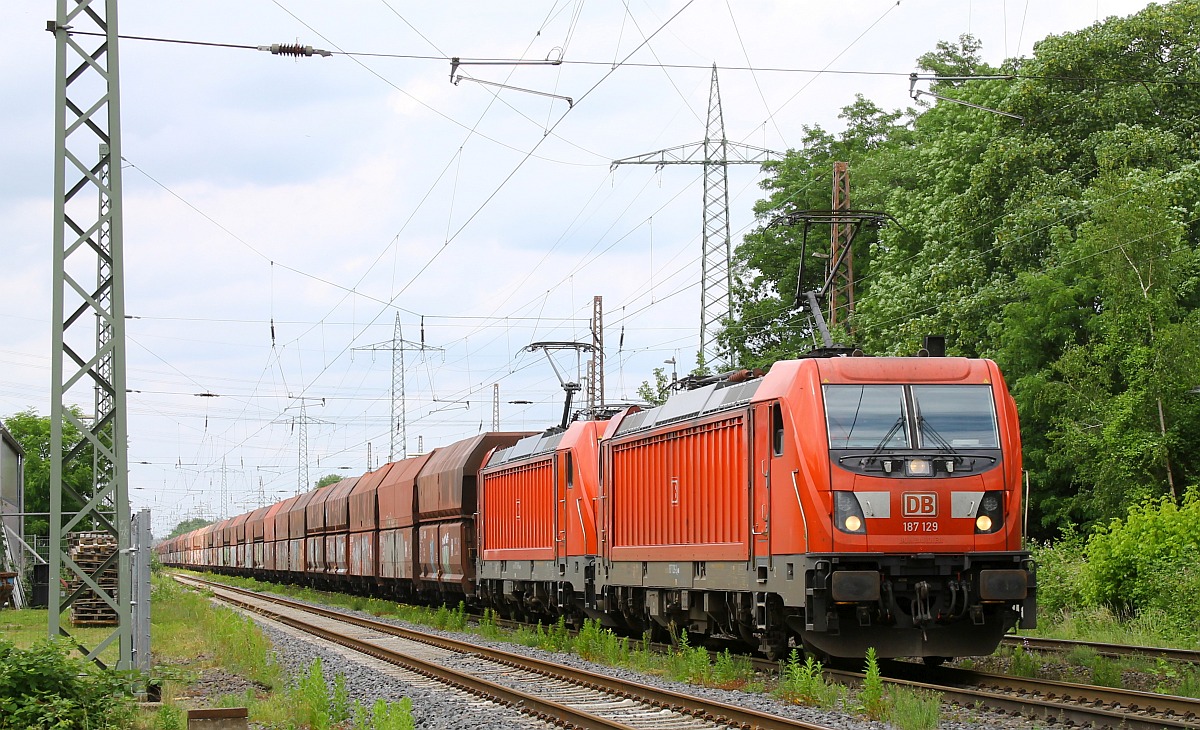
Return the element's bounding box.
[727,1,1200,538]
[2,408,93,537]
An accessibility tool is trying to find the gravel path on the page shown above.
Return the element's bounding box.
[219,589,1042,730]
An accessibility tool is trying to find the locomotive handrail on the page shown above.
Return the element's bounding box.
[790,470,809,552]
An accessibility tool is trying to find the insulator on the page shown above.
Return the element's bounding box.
[271,43,312,57]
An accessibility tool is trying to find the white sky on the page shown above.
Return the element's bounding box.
[1,0,1152,536]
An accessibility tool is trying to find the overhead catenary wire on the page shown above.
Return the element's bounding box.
[59,30,1200,87]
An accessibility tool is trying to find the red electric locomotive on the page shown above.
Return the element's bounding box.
[595,354,1034,660]
[158,352,1034,662]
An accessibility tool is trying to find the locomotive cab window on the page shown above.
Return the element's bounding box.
[824,385,909,450]
[823,384,999,451]
[771,402,784,456]
[911,385,999,448]
[566,451,575,489]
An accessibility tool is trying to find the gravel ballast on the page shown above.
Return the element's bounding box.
[222,588,1042,730]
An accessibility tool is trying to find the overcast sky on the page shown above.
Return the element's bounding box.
[2,1,1152,536]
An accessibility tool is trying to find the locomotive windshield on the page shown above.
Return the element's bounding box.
[824,384,998,450]
[824,385,909,449]
[911,385,999,448]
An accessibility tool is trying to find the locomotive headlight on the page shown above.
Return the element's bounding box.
[974,490,1004,534]
[906,458,933,476]
[834,491,867,534]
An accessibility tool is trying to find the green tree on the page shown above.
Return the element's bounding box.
[315,474,343,489]
[2,408,94,537]
[165,517,213,540]
[725,3,1200,534]
[636,367,672,406]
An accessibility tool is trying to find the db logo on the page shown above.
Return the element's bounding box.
[903,492,938,517]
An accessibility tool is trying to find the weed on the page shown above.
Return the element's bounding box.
[627,631,658,673]
[1065,645,1099,668]
[1009,645,1040,678]
[1176,667,1200,699]
[775,648,837,707]
[575,618,629,665]
[0,637,136,729]
[477,608,503,639]
[859,647,887,720]
[1088,656,1122,687]
[380,697,417,730]
[664,630,711,683]
[296,658,332,730]
[887,686,941,730]
[151,703,185,730]
[331,672,351,725]
[711,649,755,689]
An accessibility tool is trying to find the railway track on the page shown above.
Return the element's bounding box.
[875,660,1200,730]
[1000,634,1200,664]
[178,573,1200,729]
[174,574,842,730]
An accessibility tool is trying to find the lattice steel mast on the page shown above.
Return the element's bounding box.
[612,65,781,369]
[586,295,605,416]
[49,0,132,668]
[829,162,854,330]
[354,314,441,461]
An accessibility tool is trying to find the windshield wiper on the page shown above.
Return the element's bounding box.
[917,415,960,456]
[871,416,907,453]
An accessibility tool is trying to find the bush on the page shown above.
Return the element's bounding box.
[0,638,135,729]
[1083,492,1200,613]
[1029,530,1089,615]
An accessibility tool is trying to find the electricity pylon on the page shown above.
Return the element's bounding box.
[612,65,782,370]
[49,0,132,669]
[354,314,441,461]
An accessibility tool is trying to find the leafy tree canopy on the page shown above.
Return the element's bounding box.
[726,2,1200,536]
[2,408,94,537]
[165,517,213,540]
[315,474,343,489]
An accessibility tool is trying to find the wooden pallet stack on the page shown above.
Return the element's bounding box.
[68,531,118,626]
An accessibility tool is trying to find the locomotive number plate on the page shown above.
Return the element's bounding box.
[903,521,939,532]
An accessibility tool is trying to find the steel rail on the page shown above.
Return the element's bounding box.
[176,574,839,730]
[831,662,1200,730]
[1002,635,1200,664]
[179,577,630,730]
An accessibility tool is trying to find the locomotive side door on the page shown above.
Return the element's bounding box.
[751,403,773,574]
[556,451,570,564]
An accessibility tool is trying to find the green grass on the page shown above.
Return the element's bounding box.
[1029,604,1193,649]
[0,608,124,666]
[147,573,417,729]
[886,686,941,730]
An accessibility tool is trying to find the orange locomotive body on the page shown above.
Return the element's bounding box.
[158,354,1033,661]
[596,356,1034,659]
[476,420,603,620]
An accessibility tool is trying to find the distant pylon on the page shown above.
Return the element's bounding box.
[586,295,605,415]
[612,65,782,369]
[354,314,441,461]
